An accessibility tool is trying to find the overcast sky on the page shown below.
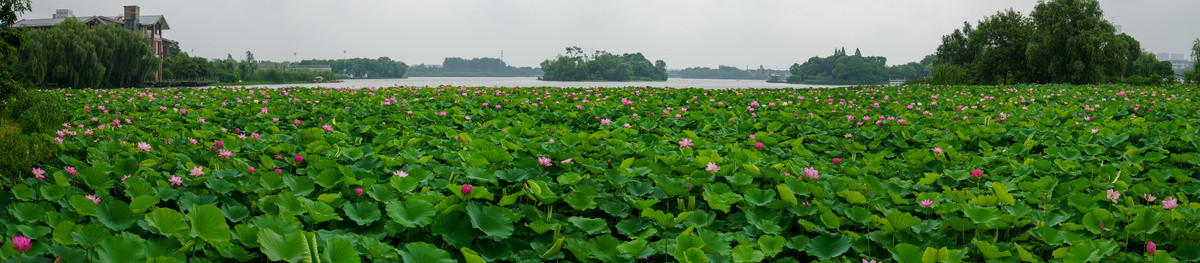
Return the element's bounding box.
[18,0,1200,69]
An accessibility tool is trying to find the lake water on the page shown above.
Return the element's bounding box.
[207,77,843,89]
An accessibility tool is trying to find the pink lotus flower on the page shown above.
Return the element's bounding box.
[12,235,31,253]
[1163,197,1178,210]
[932,147,944,154]
[294,154,304,164]
[137,142,152,152]
[1144,194,1157,202]
[356,188,363,196]
[897,119,907,124]
[261,107,269,114]
[971,169,984,179]
[66,166,77,176]
[1100,220,1110,231]
[394,170,409,178]
[275,168,283,175]
[1091,128,1099,134]
[462,185,473,195]
[919,199,933,207]
[1147,241,1156,255]
[833,158,842,165]
[600,118,612,125]
[121,174,132,183]
[803,167,820,179]
[844,133,853,138]
[1106,189,1120,203]
[86,194,101,204]
[218,149,233,159]
[189,138,198,145]
[169,176,183,186]
[560,158,573,164]
[754,142,764,150]
[215,141,224,148]
[678,138,693,148]
[537,157,553,167]
[32,168,45,180]
[322,124,334,132]
[190,166,205,177]
[247,166,256,174]
[706,162,720,173]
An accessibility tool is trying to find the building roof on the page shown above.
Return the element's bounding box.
[13,14,168,29]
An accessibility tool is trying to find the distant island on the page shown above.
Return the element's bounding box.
[540,47,667,81]
[786,48,888,85]
[406,57,542,77]
[674,65,784,80]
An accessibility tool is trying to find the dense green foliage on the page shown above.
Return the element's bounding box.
[933,0,1173,85]
[13,18,157,89]
[164,50,342,84]
[540,47,667,81]
[6,84,1200,262]
[887,55,936,82]
[786,48,888,85]
[1187,39,1200,84]
[678,66,771,80]
[299,57,408,79]
[406,57,541,77]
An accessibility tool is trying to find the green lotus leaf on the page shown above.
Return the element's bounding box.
[805,234,851,260]
[189,204,231,243]
[399,242,455,263]
[343,202,382,226]
[465,202,514,240]
[385,198,436,227]
[95,200,138,231]
[145,208,190,238]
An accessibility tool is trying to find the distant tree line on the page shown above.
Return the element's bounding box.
[11,18,156,88]
[678,65,772,80]
[931,0,1176,85]
[786,48,890,85]
[540,47,667,81]
[164,50,340,84]
[407,57,541,77]
[299,57,408,79]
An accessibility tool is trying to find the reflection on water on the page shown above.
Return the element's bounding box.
[206,77,844,89]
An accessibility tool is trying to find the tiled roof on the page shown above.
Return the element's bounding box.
[12,15,168,29]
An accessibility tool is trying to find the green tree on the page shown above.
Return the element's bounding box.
[1026,0,1125,84]
[0,0,31,28]
[540,47,666,81]
[971,9,1033,84]
[787,48,887,85]
[1186,39,1200,84]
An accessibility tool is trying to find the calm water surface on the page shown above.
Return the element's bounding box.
[207,77,844,89]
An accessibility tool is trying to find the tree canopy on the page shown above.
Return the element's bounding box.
[406,57,541,77]
[300,57,408,79]
[1187,39,1200,84]
[540,47,667,81]
[931,0,1174,85]
[785,47,888,85]
[16,18,156,88]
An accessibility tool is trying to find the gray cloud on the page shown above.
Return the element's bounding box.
[18,0,1199,69]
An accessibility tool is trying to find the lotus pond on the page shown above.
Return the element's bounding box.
[4,84,1200,262]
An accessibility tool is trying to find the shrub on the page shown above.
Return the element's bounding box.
[0,131,56,184]
[3,91,71,133]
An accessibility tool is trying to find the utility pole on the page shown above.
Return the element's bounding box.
[501,50,504,61]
